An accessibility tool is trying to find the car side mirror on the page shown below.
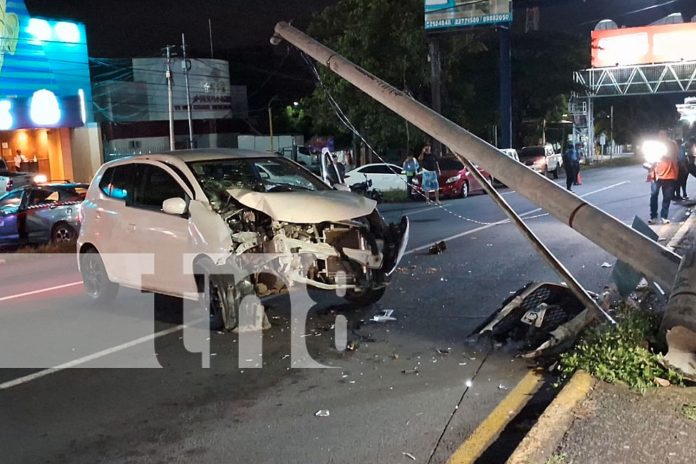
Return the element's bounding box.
[162,197,187,216]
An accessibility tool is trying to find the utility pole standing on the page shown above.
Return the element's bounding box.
[428,37,442,157]
[181,33,194,149]
[164,45,176,150]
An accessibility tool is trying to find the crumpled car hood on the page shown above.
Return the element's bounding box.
[227,188,377,223]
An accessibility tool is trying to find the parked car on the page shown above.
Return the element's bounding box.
[0,159,49,193]
[519,145,562,178]
[77,149,410,330]
[0,183,87,247]
[344,163,407,193]
[412,157,492,199]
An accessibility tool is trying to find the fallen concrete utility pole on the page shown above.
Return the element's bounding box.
[272,22,681,291]
[660,245,696,380]
[458,155,614,323]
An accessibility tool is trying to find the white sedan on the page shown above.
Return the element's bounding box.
[344,163,407,192]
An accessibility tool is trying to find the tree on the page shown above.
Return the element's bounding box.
[305,0,430,156]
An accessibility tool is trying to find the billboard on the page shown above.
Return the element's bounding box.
[592,23,696,68]
[425,0,512,31]
[132,58,234,122]
[0,0,92,129]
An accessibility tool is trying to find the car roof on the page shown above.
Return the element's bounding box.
[130,148,277,163]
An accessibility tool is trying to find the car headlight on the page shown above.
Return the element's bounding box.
[446,174,461,184]
[642,140,667,164]
[33,174,48,184]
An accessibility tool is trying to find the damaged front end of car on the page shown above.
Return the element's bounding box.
[217,188,409,304]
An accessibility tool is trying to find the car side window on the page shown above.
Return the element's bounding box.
[132,165,186,211]
[99,165,135,201]
[0,190,24,214]
[28,189,58,207]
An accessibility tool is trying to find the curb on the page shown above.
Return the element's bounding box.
[667,208,696,251]
[506,371,595,464]
[447,369,544,464]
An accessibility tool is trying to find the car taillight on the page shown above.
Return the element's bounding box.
[6,179,13,192]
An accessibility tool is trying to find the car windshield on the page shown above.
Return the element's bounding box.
[519,147,545,159]
[187,157,329,200]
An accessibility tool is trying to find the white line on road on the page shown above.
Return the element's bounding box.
[404,180,631,255]
[0,281,83,303]
[0,319,206,390]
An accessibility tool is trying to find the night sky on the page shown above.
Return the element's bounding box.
[23,0,336,57]
[22,1,696,58]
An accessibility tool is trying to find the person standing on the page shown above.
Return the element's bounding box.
[562,143,579,191]
[648,130,679,225]
[573,143,583,185]
[674,139,689,200]
[419,144,441,205]
[402,154,419,198]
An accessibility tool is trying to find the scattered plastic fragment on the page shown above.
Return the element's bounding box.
[429,240,447,255]
[601,262,613,268]
[402,452,416,461]
[498,384,508,390]
[402,368,419,375]
[370,309,397,323]
[314,410,330,417]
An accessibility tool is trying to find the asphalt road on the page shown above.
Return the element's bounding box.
[0,163,691,464]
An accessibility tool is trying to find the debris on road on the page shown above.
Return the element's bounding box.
[436,347,451,355]
[601,262,613,268]
[428,240,447,255]
[346,340,359,351]
[402,451,416,461]
[402,368,419,375]
[314,410,330,417]
[654,377,670,387]
[498,384,509,390]
[370,309,397,323]
[473,282,587,356]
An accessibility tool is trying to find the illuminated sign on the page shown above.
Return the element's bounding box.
[425,0,512,31]
[592,23,696,68]
[0,0,92,129]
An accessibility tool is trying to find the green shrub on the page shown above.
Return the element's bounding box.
[559,306,683,392]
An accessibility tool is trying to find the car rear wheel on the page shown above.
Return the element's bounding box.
[80,248,119,303]
[460,181,469,198]
[51,223,77,243]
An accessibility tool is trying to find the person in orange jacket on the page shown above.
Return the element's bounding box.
[648,130,679,224]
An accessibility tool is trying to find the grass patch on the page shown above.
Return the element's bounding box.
[558,305,683,393]
[15,241,77,254]
[381,189,409,203]
[682,404,696,422]
[545,453,569,464]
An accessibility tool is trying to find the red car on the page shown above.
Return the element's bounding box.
[412,157,492,199]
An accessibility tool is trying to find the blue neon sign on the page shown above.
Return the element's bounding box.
[0,0,93,129]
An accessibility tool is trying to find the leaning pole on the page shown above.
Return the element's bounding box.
[272,22,681,290]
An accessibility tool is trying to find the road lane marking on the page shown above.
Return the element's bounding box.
[0,319,206,390]
[0,281,83,303]
[404,181,631,255]
[447,369,544,464]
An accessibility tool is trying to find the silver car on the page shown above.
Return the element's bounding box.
[0,183,87,247]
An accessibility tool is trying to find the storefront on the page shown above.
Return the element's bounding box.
[0,0,101,182]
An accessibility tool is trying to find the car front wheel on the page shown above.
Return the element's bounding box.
[51,223,77,243]
[461,181,469,198]
[80,248,119,303]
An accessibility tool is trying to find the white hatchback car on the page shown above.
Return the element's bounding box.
[77,149,409,330]
[344,163,407,192]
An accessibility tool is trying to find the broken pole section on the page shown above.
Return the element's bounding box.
[660,245,696,380]
[457,155,614,323]
[272,22,681,290]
